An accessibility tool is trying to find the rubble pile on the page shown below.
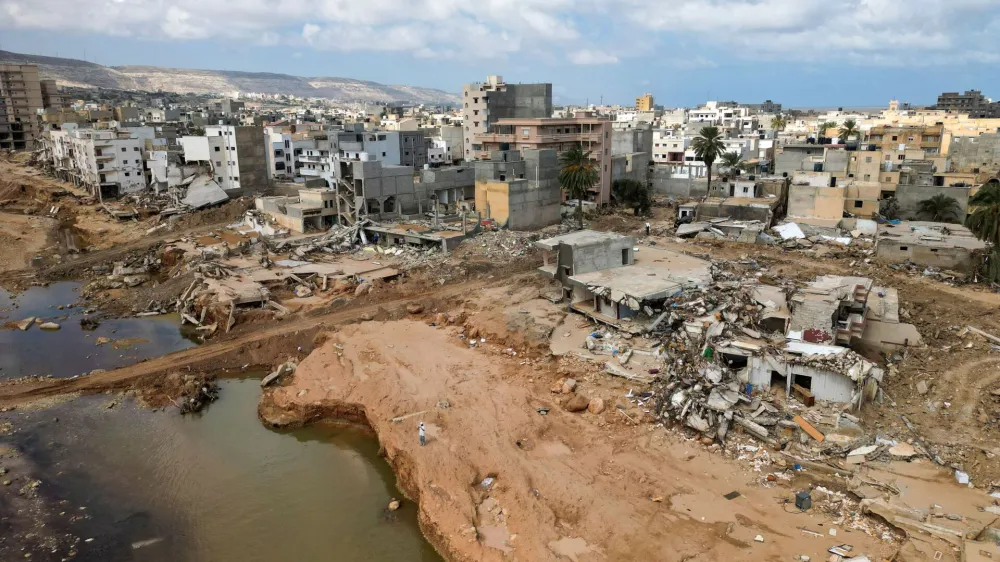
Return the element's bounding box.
[456,230,538,260]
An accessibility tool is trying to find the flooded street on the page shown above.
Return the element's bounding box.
[5,379,440,561]
[0,282,198,379]
[0,281,440,561]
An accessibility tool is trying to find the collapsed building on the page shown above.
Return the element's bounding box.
[541,231,923,448]
[875,221,986,271]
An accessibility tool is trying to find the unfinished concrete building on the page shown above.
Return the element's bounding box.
[537,230,713,328]
[474,149,561,230]
[775,144,849,185]
[255,189,338,233]
[461,76,553,161]
[875,221,986,271]
[949,134,1000,174]
[0,63,43,150]
[787,172,845,223]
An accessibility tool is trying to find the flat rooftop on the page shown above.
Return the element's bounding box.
[569,266,683,302]
[535,229,634,251]
[877,221,986,250]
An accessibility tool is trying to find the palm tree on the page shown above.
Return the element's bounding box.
[839,119,860,144]
[720,151,743,176]
[692,126,726,191]
[770,114,787,133]
[817,121,837,139]
[917,194,961,222]
[967,180,1000,280]
[559,144,599,230]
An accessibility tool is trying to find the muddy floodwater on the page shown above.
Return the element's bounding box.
[0,282,198,379]
[7,379,441,561]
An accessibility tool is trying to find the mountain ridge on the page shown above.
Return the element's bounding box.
[0,50,459,105]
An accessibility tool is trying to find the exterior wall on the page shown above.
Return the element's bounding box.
[876,240,977,270]
[611,152,651,186]
[636,93,654,111]
[869,125,944,155]
[895,185,970,220]
[461,76,552,161]
[650,165,709,198]
[843,182,881,217]
[748,356,856,403]
[949,134,1000,173]
[234,126,266,192]
[399,130,427,169]
[788,184,846,220]
[849,151,883,183]
[0,63,44,150]
[562,237,634,278]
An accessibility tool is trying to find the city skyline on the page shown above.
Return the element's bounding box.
[3,0,1000,107]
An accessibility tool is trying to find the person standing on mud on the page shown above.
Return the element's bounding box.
[418,422,426,446]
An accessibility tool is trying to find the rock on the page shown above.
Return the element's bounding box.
[95,337,112,346]
[889,442,918,459]
[700,436,714,446]
[467,326,479,339]
[294,285,313,298]
[406,303,424,314]
[387,498,401,511]
[38,322,60,331]
[16,317,35,331]
[261,362,296,387]
[754,535,764,542]
[354,281,372,297]
[587,397,606,414]
[434,313,446,325]
[563,394,590,413]
[916,380,929,395]
[360,312,374,321]
[561,378,577,394]
[550,379,565,393]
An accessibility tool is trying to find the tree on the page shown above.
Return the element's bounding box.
[719,151,743,176]
[692,126,726,192]
[966,180,1000,280]
[770,114,787,132]
[817,121,837,139]
[839,119,860,144]
[917,193,961,222]
[612,179,651,216]
[879,197,900,220]
[559,144,599,230]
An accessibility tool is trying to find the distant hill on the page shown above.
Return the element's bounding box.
[0,50,459,105]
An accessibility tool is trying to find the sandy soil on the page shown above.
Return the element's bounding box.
[259,317,899,562]
[0,212,59,272]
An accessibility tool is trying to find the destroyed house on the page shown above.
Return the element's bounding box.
[789,276,872,345]
[537,230,712,327]
[255,189,338,233]
[875,221,986,271]
[748,342,883,406]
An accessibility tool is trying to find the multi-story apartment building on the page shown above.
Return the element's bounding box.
[39,80,67,109]
[934,90,1000,117]
[461,75,552,161]
[868,124,944,155]
[179,125,267,193]
[635,93,654,111]
[0,63,44,150]
[473,112,613,204]
[46,126,155,198]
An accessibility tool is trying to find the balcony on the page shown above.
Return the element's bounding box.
[476,131,603,144]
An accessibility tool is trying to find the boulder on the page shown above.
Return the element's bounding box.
[587,397,606,414]
[550,379,565,393]
[354,282,372,297]
[563,394,590,412]
[39,322,60,331]
[387,498,401,512]
[406,303,424,314]
[561,378,578,394]
[434,313,447,325]
[294,285,313,298]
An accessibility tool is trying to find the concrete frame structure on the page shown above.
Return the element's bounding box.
[0,63,43,150]
[875,221,985,271]
[474,112,614,204]
[868,125,944,155]
[474,149,562,230]
[181,125,267,194]
[461,76,552,161]
[46,127,155,198]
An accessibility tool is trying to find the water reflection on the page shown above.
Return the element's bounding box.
[0,282,199,379]
[6,379,440,562]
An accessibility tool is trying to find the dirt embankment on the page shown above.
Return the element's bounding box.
[258,317,895,562]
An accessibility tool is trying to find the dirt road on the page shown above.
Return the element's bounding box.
[0,279,488,406]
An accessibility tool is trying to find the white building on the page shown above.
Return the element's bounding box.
[297,145,332,180]
[179,125,267,193]
[428,139,448,165]
[47,126,154,197]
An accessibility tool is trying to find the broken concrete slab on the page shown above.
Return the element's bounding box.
[181,175,229,209]
[16,317,35,331]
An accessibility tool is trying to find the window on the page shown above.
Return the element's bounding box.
[473,110,479,116]
[382,152,386,157]
[217,177,223,183]
[899,246,908,251]
[864,174,871,181]
[136,160,140,164]
[285,154,290,161]
[284,140,290,148]
[405,151,409,155]
[121,147,127,152]
[216,161,221,166]
[378,134,386,141]
[865,156,872,163]
[473,97,478,103]
[98,163,104,170]
[124,172,130,177]
[233,176,238,182]
[215,147,221,152]
[854,200,863,208]
[275,162,285,170]
[274,149,284,157]
[891,136,898,141]
[898,155,904,160]
[522,127,530,137]
[464,103,468,108]
[622,248,629,265]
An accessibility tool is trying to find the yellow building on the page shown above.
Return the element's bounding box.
[868,124,943,155]
[0,63,44,150]
[635,93,654,111]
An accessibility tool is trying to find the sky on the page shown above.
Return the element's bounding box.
[3,0,1000,108]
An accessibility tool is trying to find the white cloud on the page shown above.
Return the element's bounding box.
[569,49,618,65]
[2,0,1000,68]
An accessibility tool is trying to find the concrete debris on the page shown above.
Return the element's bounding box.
[38,322,60,331]
[261,361,297,387]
